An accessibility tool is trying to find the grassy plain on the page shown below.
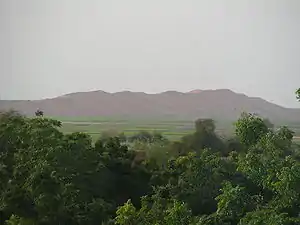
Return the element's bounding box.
[52,116,300,143]
[59,118,196,142]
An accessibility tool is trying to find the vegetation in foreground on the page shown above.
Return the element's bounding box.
[0,91,299,225]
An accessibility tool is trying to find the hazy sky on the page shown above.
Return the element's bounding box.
[1,0,300,107]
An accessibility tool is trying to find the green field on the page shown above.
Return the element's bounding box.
[54,117,300,143]
[59,119,196,141]
[55,116,233,141]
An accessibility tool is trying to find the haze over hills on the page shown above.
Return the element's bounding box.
[0,89,299,123]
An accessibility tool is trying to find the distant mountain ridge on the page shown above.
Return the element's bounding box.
[0,89,299,122]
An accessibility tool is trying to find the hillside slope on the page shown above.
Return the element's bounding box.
[0,89,299,122]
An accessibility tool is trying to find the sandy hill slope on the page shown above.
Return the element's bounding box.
[0,89,299,122]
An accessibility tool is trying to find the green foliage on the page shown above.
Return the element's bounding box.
[100,130,127,143]
[128,131,166,143]
[115,196,196,225]
[152,150,234,216]
[225,137,245,153]
[239,209,300,225]
[235,113,269,147]
[130,141,173,166]
[296,88,300,101]
[216,182,253,221]
[173,119,227,156]
[0,112,151,224]
[195,118,216,133]
[5,215,35,225]
[1,110,300,224]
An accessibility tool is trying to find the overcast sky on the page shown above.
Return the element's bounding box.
[1,0,300,107]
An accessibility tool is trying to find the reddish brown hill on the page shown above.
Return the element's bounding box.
[187,89,203,94]
[0,89,299,122]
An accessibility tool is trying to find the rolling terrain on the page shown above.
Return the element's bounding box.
[0,89,299,123]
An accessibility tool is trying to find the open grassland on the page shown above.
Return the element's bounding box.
[54,116,300,143]
[59,119,196,141]
[56,116,234,141]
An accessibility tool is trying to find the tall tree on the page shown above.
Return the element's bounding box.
[235,113,269,147]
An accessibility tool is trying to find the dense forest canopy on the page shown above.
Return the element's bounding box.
[0,90,299,225]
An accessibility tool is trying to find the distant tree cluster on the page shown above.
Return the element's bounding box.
[0,90,299,224]
[35,109,44,117]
